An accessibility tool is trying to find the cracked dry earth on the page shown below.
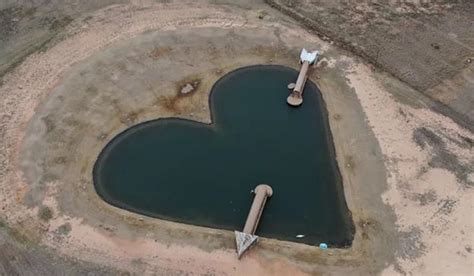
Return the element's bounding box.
[0,1,473,275]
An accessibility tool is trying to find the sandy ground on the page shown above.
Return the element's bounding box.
[346,65,473,275]
[0,1,472,275]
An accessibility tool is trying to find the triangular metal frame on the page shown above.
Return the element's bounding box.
[235,231,259,259]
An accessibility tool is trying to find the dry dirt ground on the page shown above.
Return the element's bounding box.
[0,0,473,275]
[268,0,474,132]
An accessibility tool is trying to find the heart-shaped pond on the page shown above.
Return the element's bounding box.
[93,65,353,246]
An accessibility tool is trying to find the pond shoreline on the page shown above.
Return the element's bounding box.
[93,64,354,246]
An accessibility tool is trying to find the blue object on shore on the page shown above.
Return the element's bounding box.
[319,243,328,249]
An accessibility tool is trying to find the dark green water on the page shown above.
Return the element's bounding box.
[94,65,353,246]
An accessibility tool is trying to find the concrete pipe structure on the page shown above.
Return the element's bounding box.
[287,48,320,107]
[235,184,273,259]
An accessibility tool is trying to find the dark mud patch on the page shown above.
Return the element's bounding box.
[157,76,202,113]
[37,206,53,222]
[433,198,457,217]
[458,135,473,148]
[442,133,474,150]
[55,223,72,236]
[176,77,201,96]
[413,127,443,149]
[411,189,437,206]
[413,127,473,186]
[41,115,56,133]
[397,227,426,261]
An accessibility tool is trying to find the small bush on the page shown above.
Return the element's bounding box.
[38,206,53,221]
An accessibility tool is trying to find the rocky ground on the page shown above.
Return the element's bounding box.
[0,0,472,275]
